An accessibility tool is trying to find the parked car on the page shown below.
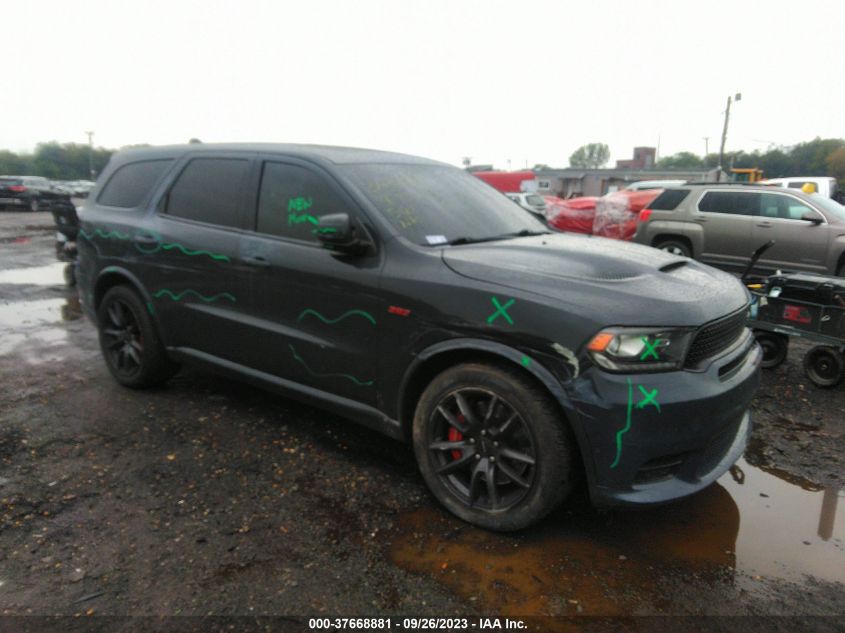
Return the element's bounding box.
[593,190,661,241]
[78,144,761,531]
[0,175,69,211]
[634,184,845,276]
[545,196,597,234]
[505,191,547,220]
[760,176,839,200]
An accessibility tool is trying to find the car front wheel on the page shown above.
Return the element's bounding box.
[413,362,573,531]
[97,285,179,388]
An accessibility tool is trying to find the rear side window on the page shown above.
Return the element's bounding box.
[649,189,689,210]
[98,160,173,208]
[166,158,248,227]
[698,191,759,215]
[255,162,349,242]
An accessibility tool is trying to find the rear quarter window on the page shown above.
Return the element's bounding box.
[98,159,174,208]
[648,189,690,210]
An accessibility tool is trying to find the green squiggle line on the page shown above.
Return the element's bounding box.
[154,289,236,303]
[79,228,131,241]
[159,243,230,262]
[297,308,376,326]
[610,378,633,469]
[288,344,373,387]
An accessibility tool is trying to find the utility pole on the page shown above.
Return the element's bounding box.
[703,136,710,157]
[85,131,95,180]
[717,93,741,182]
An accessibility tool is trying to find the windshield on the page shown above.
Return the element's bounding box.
[814,195,845,221]
[343,163,544,245]
[526,194,545,207]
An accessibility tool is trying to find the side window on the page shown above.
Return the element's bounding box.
[759,192,782,218]
[650,189,689,210]
[165,158,248,227]
[98,160,173,208]
[698,191,759,215]
[783,198,817,221]
[255,162,349,242]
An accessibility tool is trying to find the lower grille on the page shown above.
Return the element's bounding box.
[684,308,748,368]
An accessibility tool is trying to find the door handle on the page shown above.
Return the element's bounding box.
[133,234,159,246]
[243,255,270,267]
[694,218,707,223]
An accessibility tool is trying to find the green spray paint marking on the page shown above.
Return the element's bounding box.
[288,196,313,212]
[147,302,155,315]
[487,297,515,325]
[79,228,131,241]
[312,227,337,235]
[610,378,634,469]
[288,344,373,387]
[153,289,236,303]
[520,355,532,368]
[81,227,230,262]
[640,337,661,360]
[297,308,376,326]
[289,212,319,226]
[611,381,661,469]
[636,385,660,412]
[157,242,230,262]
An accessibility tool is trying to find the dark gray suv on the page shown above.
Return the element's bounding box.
[634,184,845,276]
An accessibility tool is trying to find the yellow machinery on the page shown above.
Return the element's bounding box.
[731,168,765,183]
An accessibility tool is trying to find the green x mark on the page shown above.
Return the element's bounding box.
[635,385,660,412]
[640,337,661,361]
[487,297,515,325]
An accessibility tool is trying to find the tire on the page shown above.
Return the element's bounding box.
[97,285,179,388]
[754,331,788,369]
[803,345,845,389]
[654,238,691,258]
[412,362,573,531]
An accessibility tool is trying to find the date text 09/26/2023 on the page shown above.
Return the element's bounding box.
[308,617,527,630]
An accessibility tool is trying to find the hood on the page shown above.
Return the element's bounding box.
[442,233,749,327]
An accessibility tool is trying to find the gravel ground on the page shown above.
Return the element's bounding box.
[0,211,842,631]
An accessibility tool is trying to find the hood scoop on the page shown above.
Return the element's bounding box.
[659,260,689,273]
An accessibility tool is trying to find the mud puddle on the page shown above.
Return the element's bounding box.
[389,458,843,616]
[0,296,83,357]
[0,262,65,285]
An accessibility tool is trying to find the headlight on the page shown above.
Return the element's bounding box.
[586,327,695,372]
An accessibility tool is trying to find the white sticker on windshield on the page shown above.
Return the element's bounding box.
[425,235,448,245]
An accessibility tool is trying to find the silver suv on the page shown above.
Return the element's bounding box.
[633,184,845,276]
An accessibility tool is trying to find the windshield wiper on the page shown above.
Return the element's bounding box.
[446,229,551,246]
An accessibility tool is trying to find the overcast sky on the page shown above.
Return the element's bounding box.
[6,0,844,168]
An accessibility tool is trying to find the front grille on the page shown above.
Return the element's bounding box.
[684,308,747,368]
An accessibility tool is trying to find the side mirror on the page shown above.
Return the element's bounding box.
[315,213,369,254]
[801,212,823,225]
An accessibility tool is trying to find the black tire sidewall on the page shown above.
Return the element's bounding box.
[96,285,176,388]
[656,239,691,258]
[412,362,572,531]
[803,346,845,388]
[755,332,788,369]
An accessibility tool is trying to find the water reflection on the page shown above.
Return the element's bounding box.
[0,295,83,357]
[0,262,65,285]
[389,459,843,615]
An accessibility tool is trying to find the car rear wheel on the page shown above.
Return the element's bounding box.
[97,285,179,388]
[754,331,788,369]
[654,238,691,258]
[803,345,845,388]
[413,362,573,531]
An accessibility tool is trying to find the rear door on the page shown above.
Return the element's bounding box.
[695,190,757,271]
[239,157,383,406]
[143,153,256,365]
[752,191,829,273]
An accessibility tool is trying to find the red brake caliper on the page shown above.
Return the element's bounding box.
[448,414,465,460]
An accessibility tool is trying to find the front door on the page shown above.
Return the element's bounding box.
[752,191,830,274]
[239,158,383,406]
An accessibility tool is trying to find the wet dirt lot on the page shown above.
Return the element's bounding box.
[0,212,843,629]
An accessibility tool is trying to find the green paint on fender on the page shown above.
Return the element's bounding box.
[153,289,236,303]
[610,378,634,470]
[288,344,373,387]
[297,308,376,326]
[520,355,532,367]
[487,296,515,325]
[147,302,155,315]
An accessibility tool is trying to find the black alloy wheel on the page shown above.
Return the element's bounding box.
[96,285,179,388]
[101,297,144,380]
[413,362,573,531]
[427,388,536,512]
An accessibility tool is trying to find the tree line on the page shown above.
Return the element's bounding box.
[564,138,845,184]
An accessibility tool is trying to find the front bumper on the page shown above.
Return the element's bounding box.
[569,330,761,507]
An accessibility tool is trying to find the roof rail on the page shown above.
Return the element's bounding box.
[681,181,774,187]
